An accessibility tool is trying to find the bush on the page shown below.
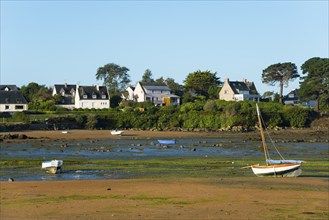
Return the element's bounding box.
[283,107,310,128]
[12,112,30,123]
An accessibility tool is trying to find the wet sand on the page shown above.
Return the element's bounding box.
[1,129,328,219]
[1,128,327,142]
[1,177,328,219]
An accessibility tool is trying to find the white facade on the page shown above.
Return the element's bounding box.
[133,82,180,106]
[0,85,28,113]
[219,78,260,102]
[75,85,110,109]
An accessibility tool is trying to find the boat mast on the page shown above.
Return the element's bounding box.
[256,104,269,165]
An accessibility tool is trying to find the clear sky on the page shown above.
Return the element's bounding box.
[1,0,328,95]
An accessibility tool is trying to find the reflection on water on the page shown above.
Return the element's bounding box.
[1,137,328,181]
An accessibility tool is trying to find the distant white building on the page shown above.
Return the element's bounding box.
[52,83,76,109]
[123,84,136,101]
[219,78,260,102]
[133,82,180,106]
[0,85,28,113]
[75,85,110,109]
[52,84,110,109]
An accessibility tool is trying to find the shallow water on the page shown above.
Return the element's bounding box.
[1,136,327,181]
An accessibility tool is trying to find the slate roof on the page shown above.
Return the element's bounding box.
[284,89,299,101]
[229,81,259,95]
[53,84,76,95]
[0,91,28,104]
[0,85,19,91]
[140,82,171,92]
[78,86,109,100]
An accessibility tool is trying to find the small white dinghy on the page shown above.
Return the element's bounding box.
[111,130,123,135]
[42,160,63,174]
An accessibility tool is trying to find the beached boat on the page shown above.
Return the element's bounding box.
[42,160,63,174]
[251,104,304,177]
[158,139,176,145]
[111,130,123,135]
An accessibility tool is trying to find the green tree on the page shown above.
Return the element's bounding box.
[21,82,50,102]
[155,77,165,85]
[141,69,154,84]
[95,63,130,94]
[300,57,329,112]
[184,70,220,98]
[165,78,182,96]
[262,62,299,104]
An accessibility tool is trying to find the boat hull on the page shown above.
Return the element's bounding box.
[111,130,123,135]
[157,140,176,145]
[251,163,302,177]
[42,160,63,174]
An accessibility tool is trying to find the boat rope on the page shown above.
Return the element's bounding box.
[259,111,285,160]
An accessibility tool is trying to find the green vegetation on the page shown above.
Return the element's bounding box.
[1,101,324,131]
[1,157,328,179]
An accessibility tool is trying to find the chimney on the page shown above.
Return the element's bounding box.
[64,83,67,88]
[96,84,99,91]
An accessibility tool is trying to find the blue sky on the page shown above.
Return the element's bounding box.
[1,0,328,95]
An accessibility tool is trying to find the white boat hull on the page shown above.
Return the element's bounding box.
[251,163,302,177]
[42,160,63,174]
[111,130,123,135]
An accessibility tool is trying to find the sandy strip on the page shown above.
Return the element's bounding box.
[1,128,326,142]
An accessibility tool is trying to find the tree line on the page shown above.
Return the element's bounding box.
[5,100,321,131]
[15,56,328,113]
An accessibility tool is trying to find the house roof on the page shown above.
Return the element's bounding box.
[229,81,259,95]
[284,89,299,101]
[0,91,28,104]
[0,85,19,91]
[77,86,109,100]
[140,82,171,92]
[53,84,76,95]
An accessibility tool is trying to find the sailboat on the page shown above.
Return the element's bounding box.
[251,104,304,177]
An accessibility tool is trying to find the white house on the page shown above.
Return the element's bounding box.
[123,84,136,101]
[219,78,260,102]
[0,85,28,113]
[133,82,180,106]
[75,85,110,109]
[52,83,76,109]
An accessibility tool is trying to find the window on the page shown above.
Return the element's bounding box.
[102,95,106,99]
[83,95,88,99]
[224,90,229,94]
[5,105,10,110]
[92,95,97,99]
[15,105,24,110]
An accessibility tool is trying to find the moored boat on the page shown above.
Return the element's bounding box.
[42,160,63,174]
[250,104,304,177]
[111,130,123,135]
[158,139,176,145]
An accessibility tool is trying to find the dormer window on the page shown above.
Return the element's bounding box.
[101,95,106,99]
[61,91,65,96]
[83,95,88,99]
[92,94,97,99]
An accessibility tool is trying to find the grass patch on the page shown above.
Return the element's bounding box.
[1,157,328,179]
